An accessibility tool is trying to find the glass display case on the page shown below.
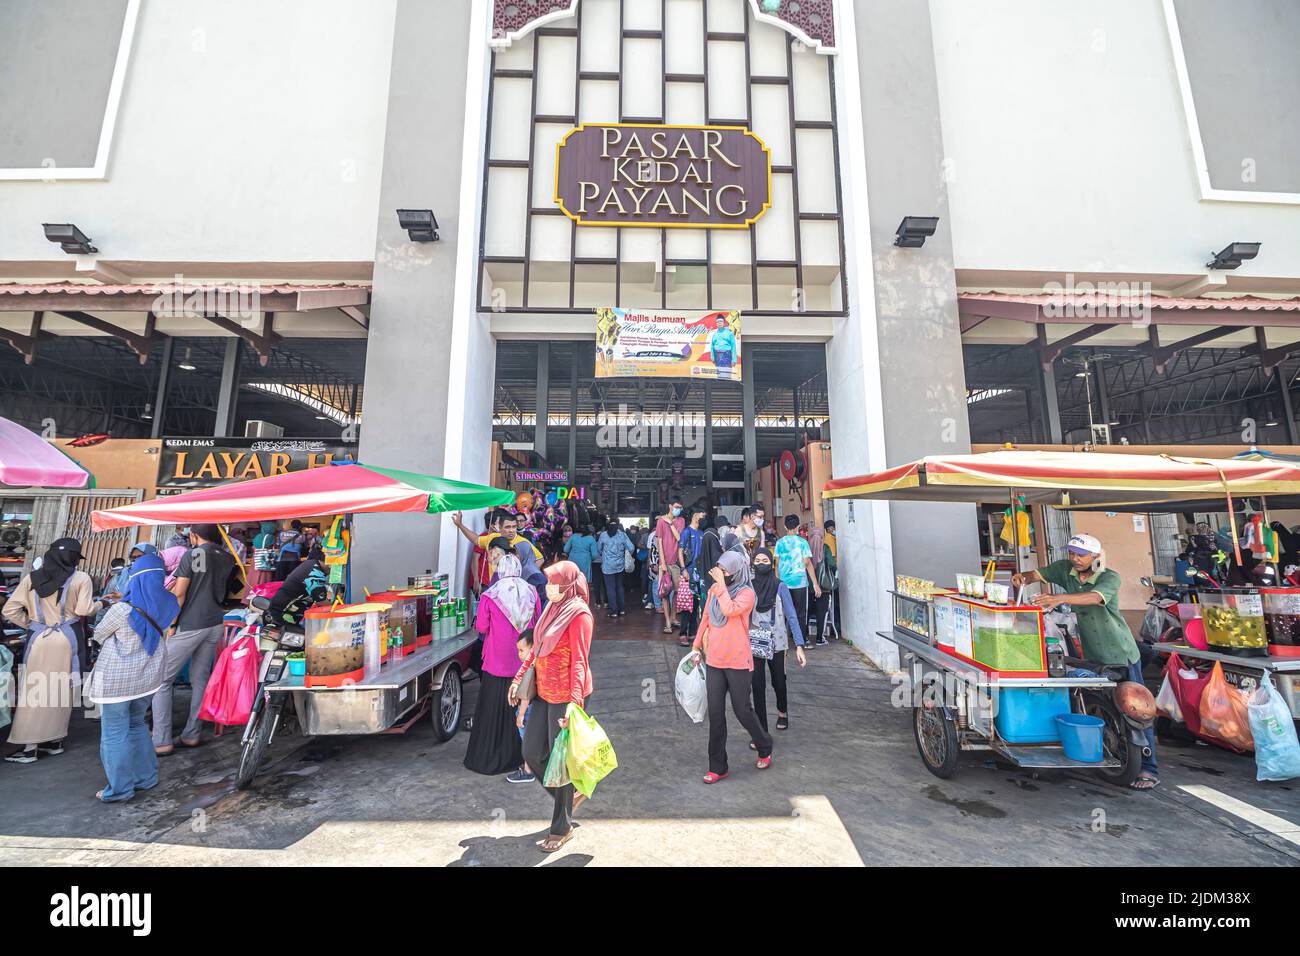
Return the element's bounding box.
[892,591,934,643]
[942,595,1046,677]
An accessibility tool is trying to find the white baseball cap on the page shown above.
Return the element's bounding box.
[1066,533,1102,555]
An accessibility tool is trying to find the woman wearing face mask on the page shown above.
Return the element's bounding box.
[511,561,594,852]
[690,551,773,782]
[749,547,807,733]
[514,538,550,604]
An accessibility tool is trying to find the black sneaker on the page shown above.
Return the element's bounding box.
[816,636,829,647]
[4,750,37,764]
[506,769,535,784]
[37,742,65,757]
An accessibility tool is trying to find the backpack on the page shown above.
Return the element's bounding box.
[749,607,776,660]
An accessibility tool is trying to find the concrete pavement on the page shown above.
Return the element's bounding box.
[1,627,1297,866]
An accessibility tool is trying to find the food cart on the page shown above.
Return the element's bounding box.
[1067,450,1300,727]
[91,462,514,786]
[823,449,1300,783]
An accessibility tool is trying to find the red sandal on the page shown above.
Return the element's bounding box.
[756,755,773,770]
[702,771,729,784]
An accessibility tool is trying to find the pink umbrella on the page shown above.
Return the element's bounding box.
[0,416,91,489]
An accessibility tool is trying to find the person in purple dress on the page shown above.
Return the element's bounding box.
[464,553,542,775]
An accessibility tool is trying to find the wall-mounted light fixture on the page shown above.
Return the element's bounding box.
[893,216,939,248]
[178,346,196,371]
[1207,242,1260,270]
[396,209,440,242]
[42,223,97,254]
[141,403,154,421]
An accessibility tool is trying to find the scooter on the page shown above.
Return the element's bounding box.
[1045,606,1157,787]
[234,597,304,789]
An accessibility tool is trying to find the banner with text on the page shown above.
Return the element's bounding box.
[594,307,741,380]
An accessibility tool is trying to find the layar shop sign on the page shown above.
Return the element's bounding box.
[555,123,771,229]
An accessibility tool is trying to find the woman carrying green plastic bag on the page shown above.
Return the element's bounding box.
[512,562,594,854]
[565,703,618,797]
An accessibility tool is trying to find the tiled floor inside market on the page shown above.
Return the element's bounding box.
[1,624,1297,867]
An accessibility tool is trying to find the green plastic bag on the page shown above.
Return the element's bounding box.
[564,703,618,798]
[543,726,571,788]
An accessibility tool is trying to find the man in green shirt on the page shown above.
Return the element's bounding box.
[1011,532,1158,790]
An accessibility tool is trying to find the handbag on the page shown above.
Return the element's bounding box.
[515,663,536,703]
[674,570,694,612]
[749,607,776,660]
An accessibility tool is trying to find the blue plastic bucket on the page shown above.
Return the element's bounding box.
[1056,713,1105,763]
[288,657,306,677]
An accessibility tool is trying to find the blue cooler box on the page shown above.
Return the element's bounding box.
[994,687,1072,743]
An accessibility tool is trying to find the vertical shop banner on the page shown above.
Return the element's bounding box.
[594,307,742,380]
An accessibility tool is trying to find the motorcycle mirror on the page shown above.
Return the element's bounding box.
[1139,576,1152,588]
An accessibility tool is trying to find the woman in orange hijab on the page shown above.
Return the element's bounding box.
[511,560,594,853]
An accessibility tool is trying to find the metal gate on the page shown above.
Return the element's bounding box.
[1148,512,1182,577]
[1042,506,1074,566]
[25,489,143,589]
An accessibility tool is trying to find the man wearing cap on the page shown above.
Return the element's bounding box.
[1011,532,1158,791]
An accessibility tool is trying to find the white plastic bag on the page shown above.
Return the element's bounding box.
[1155,673,1182,722]
[1247,676,1300,782]
[674,653,707,724]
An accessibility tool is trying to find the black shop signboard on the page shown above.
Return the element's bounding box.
[157,437,356,490]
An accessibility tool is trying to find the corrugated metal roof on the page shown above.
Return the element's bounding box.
[959,291,1300,312]
[0,281,370,296]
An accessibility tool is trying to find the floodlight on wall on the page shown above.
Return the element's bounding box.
[42,223,97,254]
[396,209,440,242]
[178,346,196,371]
[893,216,939,248]
[141,403,153,421]
[1206,242,1260,270]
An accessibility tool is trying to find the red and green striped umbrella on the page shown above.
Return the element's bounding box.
[91,462,514,531]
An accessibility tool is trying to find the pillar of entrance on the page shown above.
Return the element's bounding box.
[830,0,981,670]
[354,0,493,589]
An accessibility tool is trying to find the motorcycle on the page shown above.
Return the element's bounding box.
[233,596,305,789]
[1046,606,1157,787]
[1137,576,1190,645]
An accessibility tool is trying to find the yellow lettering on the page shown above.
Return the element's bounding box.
[600,127,622,158]
[622,132,647,158]
[681,160,707,184]
[626,186,652,214]
[597,187,627,214]
[716,183,747,217]
[173,452,194,480]
[269,453,291,476]
[220,452,244,478]
[670,133,699,159]
[681,188,712,217]
[239,455,266,480]
[704,130,740,168]
[308,453,334,468]
[648,188,678,216]
[194,453,222,480]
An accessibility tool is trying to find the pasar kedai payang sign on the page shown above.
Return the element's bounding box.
[555,123,771,229]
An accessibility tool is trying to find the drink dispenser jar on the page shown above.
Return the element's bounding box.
[1199,589,1268,658]
[303,603,389,687]
[1261,587,1300,657]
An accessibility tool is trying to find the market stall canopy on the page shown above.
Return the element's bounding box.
[0,415,91,489]
[90,463,514,532]
[821,450,1300,508]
